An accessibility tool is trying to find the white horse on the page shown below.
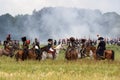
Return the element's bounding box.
[41,44,66,60]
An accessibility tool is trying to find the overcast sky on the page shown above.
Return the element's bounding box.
[0,0,120,16]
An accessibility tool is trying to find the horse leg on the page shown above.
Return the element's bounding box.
[52,52,55,60]
[37,51,42,61]
[111,50,114,60]
[10,52,14,58]
[15,52,19,61]
[22,52,27,61]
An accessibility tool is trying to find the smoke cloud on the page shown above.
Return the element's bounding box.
[0,7,120,43]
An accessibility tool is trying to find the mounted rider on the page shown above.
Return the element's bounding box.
[96,37,106,58]
[47,39,56,59]
[21,36,30,59]
[4,34,12,49]
[80,39,86,57]
[33,38,41,55]
[68,37,76,48]
[47,39,54,52]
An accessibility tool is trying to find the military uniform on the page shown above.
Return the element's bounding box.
[34,38,40,54]
[21,37,29,60]
[47,39,56,59]
[68,37,76,48]
[97,37,106,57]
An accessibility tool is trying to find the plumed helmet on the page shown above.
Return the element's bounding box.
[26,40,30,44]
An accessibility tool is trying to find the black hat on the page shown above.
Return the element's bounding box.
[48,39,53,42]
[21,36,26,42]
[81,39,86,43]
[70,37,75,42]
[98,37,104,40]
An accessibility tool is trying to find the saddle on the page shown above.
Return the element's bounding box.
[47,49,56,54]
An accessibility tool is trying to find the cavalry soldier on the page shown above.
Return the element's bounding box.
[54,40,57,46]
[47,39,56,59]
[67,38,69,45]
[47,39,54,52]
[58,39,61,45]
[97,37,106,58]
[21,37,30,60]
[33,38,41,55]
[32,38,41,59]
[6,34,11,42]
[68,37,76,48]
[4,34,12,49]
[80,39,86,57]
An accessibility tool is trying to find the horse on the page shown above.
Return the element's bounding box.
[0,42,14,57]
[54,43,66,56]
[65,46,78,60]
[15,47,42,61]
[15,49,24,61]
[28,48,42,60]
[41,44,66,60]
[86,46,115,61]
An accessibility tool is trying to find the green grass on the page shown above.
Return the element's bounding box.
[0,45,120,80]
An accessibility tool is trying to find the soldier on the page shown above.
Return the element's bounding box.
[4,34,12,49]
[0,40,1,45]
[32,38,41,59]
[69,37,76,48]
[33,38,40,53]
[47,39,54,51]
[21,37,30,60]
[97,37,106,58]
[54,40,57,46]
[47,39,56,59]
[80,39,86,57]
[58,39,61,45]
[6,34,11,42]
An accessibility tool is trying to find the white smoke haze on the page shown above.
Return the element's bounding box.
[0,7,120,43]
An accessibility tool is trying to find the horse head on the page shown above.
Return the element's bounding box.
[55,44,66,51]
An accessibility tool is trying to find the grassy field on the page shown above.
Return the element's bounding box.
[0,45,120,80]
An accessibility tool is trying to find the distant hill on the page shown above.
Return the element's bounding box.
[0,7,120,41]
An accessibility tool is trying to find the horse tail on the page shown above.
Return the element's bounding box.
[111,50,114,60]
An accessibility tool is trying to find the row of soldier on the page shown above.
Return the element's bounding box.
[1,34,119,60]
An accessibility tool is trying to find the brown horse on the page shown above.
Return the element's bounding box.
[65,47,78,60]
[15,49,24,61]
[86,46,115,61]
[15,48,42,61]
[0,45,14,57]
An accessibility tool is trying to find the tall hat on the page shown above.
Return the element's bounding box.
[70,37,75,42]
[81,39,86,43]
[98,37,104,40]
[21,36,26,42]
[48,38,53,42]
